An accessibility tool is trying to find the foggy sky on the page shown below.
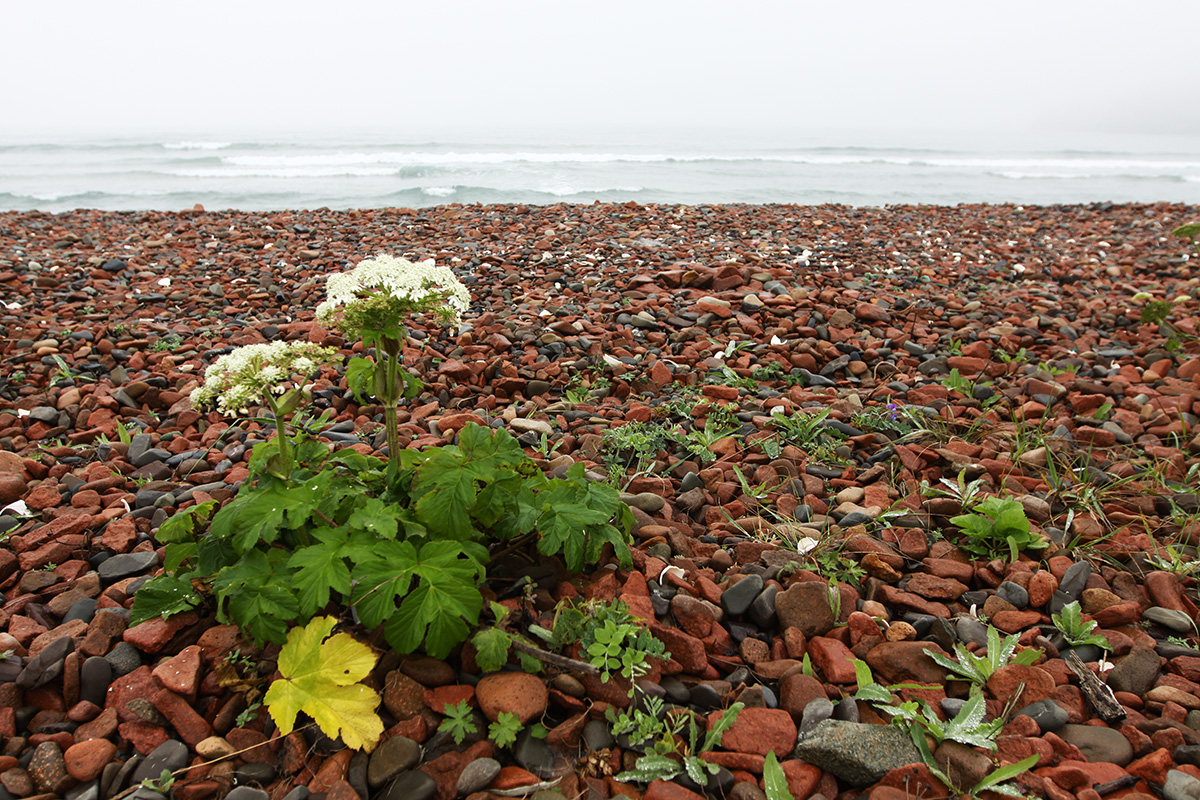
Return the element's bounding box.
[4,0,1197,140]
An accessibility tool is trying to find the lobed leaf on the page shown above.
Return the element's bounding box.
[264,616,383,752]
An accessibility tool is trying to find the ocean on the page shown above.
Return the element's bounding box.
[1,128,1198,212]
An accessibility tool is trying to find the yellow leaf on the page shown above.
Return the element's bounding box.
[263,616,383,752]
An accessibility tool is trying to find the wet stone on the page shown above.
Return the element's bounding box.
[98,552,158,583]
[800,697,835,734]
[131,740,189,785]
[367,736,421,788]
[456,758,501,796]
[103,642,142,677]
[380,771,436,800]
[17,635,73,689]
[721,574,763,616]
[1144,607,1196,633]
[225,788,270,800]
[512,729,558,778]
[1015,698,1069,733]
[996,581,1029,609]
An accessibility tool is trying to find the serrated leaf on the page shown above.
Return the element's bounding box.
[383,542,483,658]
[488,711,522,748]
[287,532,352,618]
[763,750,796,800]
[472,628,511,672]
[129,574,202,625]
[616,753,681,783]
[156,500,216,544]
[344,357,376,403]
[263,616,383,752]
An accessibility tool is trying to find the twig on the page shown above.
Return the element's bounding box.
[1062,650,1126,723]
[506,635,600,675]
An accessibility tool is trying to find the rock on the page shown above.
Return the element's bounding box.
[1107,646,1163,696]
[1014,698,1069,733]
[1056,723,1134,766]
[29,742,73,794]
[224,789,269,800]
[367,737,421,788]
[793,719,921,786]
[711,707,797,757]
[722,574,764,616]
[17,634,73,689]
[776,581,835,637]
[130,740,189,785]
[64,740,116,782]
[475,672,548,724]
[456,757,501,796]
[1163,770,1200,800]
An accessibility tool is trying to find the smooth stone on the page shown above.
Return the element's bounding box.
[17,635,73,689]
[79,657,113,708]
[225,789,270,800]
[1163,769,1200,800]
[996,582,1029,609]
[104,642,142,677]
[130,740,189,785]
[1056,723,1134,766]
[582,720,615,752]
[97,552,158,583]
[800,697,835,734]
[367,736,421,788]
[233,764,275,786]
[512,729,558,779]
[381,771,436,800]
[749,583,779,628]
[721,574,764,616]
[1014,698,1069,733]
[1144,607,1197,633]
[456,757,501,796]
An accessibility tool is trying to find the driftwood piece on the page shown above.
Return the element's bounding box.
[1063,650,1126,723]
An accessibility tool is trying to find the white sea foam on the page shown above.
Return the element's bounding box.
[421,186,456,197]
[163,141,233,150]
[168,166,398,178]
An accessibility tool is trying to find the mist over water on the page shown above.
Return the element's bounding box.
[2,128,1198,212]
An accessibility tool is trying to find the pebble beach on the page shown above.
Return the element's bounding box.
[2,199,1200,800]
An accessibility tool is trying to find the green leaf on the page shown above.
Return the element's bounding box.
[702,702,744,752]
[763,751,796,800]
[974,753,1040,793]
[488,711,522,748]
[345,497,401,540]
[287,532,353,617]
[383,542,484,658]
[1172,222,1200,239]
[345,357,376,403]
[129,574,202,625]
[349,540,418,628]
[472,628,512,673]
[851,657,875,690]
[617,753,682,783]
[156,500,217,544]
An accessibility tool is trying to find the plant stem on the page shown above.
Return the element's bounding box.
[380,334,404,474]
[266,398,292,478]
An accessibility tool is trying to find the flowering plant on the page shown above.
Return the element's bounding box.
[317,255,471,470]
[189,341,337,475]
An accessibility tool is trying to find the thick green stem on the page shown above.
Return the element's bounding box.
[379,334,405,475]
[265,398,293,479]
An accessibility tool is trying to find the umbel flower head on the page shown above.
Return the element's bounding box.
[316,255,471,343]
[190,341,337,417]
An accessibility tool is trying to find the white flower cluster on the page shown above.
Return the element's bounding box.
[189,341,336,417]
[315,255,471,324]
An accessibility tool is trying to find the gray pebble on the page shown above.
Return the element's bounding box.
[721,574,764,616]
[456,758,500,796]
[367,736,421,788]
[381,771,436,800]
[98,552,158,583]
[131,740,189,786]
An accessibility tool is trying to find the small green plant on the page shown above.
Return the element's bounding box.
[49,354,94,384]
[488,711,523,748]
[996,347,1028,366]
[880,690,1002,750]
[530,432,563,459]
[946,338,964,356]
[438,700,478,745]
[941,368,974,394]
[1052,601,1111,650]
[141,769,176,794]
[235,701,262,728]
[1174,222,1200,258]
[578,601,667,684]
[950,497,1046,563]
[8,370,25,384]
[923,468,988,510]
[153,333,184,352]
[927,625,1040,685]
[616,702,744,786]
